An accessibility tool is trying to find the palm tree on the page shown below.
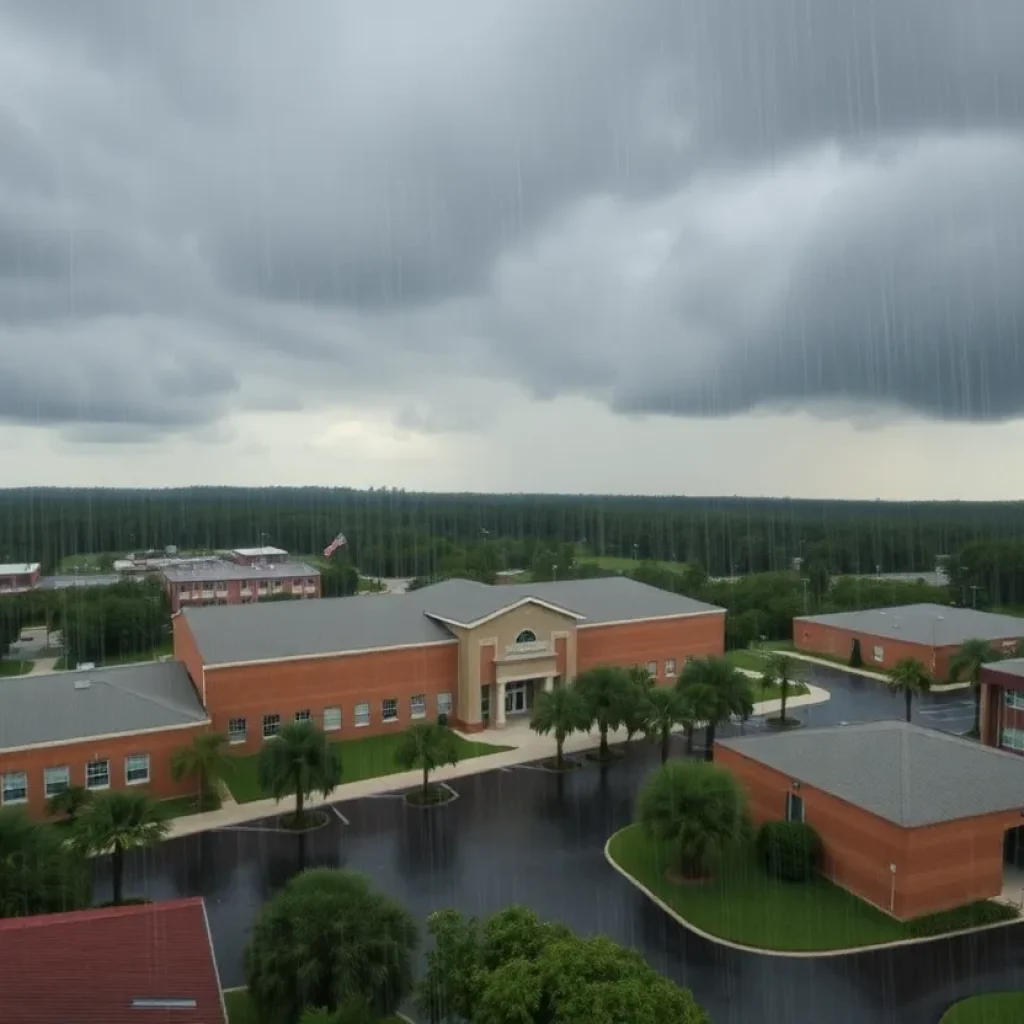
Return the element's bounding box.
[574,664,633,761]
[947,638,1005,736]
[170,731,232,811]
[622,665,655,743]
[394,722,461,801]
[887,658,932,722]
[644,688,686,764]
[677,657,754,761]
[45,785,92,825]
[258,721,342,826]
[760,652,803,725]
[73,791,170,905]
[531,685,591,768]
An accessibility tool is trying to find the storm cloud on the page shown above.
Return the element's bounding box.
[0,0,1022,438]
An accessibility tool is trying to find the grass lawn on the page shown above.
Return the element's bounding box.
[939,993,1024,1023]
[607,825,1017,952]
[0,659,32,677]
[223,989,403,1023]
[158,795,211,819]
[224,731,513,804]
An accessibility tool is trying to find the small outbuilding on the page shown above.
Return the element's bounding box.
[717,721,1024,919]
[793,603,1023,678]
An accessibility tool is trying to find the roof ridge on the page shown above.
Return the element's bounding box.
[91,674,207,722]
[0,897,204,930]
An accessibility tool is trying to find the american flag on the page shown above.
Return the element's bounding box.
[323,532,347,558]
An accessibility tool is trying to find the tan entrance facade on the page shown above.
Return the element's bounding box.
[428,597,580,732]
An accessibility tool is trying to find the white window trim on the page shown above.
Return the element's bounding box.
[665,659,677,677]
[44,766,70,799]
[382,698,399,724]
[354,703,371,728]
[410,695,427,719]
[873,645,884,663]
[646,661,657,677]
[437,692,453,715]
[294,710,312,724]
[1,771,28,805]
[228,718,247,745]
[323,707,342,731]
[262,714,281,740]
[125,754,150,786]
[86,760,111,791]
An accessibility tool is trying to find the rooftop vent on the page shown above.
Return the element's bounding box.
[131,998,198,1010]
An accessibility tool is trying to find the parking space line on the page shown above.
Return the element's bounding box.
[330,806,350,824]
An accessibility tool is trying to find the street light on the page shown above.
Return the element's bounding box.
[800,577,810,615]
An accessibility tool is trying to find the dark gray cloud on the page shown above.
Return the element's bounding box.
[0,0,1022,437]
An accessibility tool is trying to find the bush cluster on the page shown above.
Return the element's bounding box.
[756,820,822,882]
[906,900,1019,937]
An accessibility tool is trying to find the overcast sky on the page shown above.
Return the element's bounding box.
[1,1,1022,499]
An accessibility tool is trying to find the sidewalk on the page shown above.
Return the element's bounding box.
[164,684,833,840]
[785,650,969,693]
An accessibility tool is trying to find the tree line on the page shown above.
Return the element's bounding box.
[2,486,1024,580]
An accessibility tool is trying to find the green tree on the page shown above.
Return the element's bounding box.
[0,808,89,918]
[760,651,804,726]
[677,657,754,761]
[638,761,750,880]
[73,791,170,905]
[257,721,342,826]
[394,722,461,802]
[677,683,717,757]
[530,684,591,769]
[887,657,932,722]
[644,687,687,764]
[245,869,417,1024]
[622,665,655,742]
[574,664,633,762]
[416,906,708,1024]
[947,638,1006,736]
[45,784,92,824]
[170,731,232,811]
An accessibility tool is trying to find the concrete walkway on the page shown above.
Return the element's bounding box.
[164,684,833,840]
[785,650,970,693]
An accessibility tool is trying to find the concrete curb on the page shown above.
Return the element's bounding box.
[603,830,1023,959]
[786,651,972,692]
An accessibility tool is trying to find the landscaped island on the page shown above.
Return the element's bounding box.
[939,992,1024,1023]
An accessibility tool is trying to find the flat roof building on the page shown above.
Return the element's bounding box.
[978,657,1024,757]
[173,575,725,749]
[0,898,226,1023]
[0,562,41,596]
[794,603,1024,678]
[717,721,1024,918]
[162,558,321,613]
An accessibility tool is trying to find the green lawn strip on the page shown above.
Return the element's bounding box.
[157,795,211,819]
[939,993,1024,1024]
[607,825,1017,952]
[223,988,403,1023]
[225,732,513,804]
[0,660,32,677]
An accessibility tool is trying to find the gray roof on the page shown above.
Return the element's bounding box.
[38,574,123,590]
[162,558,319,583]
[796,603,1024,646]
[0,662,208,751]
[186,576,724,666]
[983,657,1024,681]
[719,721,1024,827]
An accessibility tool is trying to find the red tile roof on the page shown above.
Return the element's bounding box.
[0,898,227,1024]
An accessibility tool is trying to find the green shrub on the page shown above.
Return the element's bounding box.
[756,820,822,882]
[906,900,1019,937]
[849,638,863,667]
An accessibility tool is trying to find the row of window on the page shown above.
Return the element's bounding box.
[228,692,454,744]
[1002,728,1024,752]
[1,755,150,806]
[1005,691,1024,710]
[644,659,678,679]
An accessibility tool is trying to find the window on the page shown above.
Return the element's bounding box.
[1005,691,1024,710]
[1,771,27,805]
[294,709,311,724]
[44,766,70,798]
[872,645,884,663]
[86,759,110,790]
[665,658,677,677]
[515,629,537,644]
[382,698,399,723]
[323,706,342,731]
[437,692,453,716]
[410,694,426,719]
[354,702,370,727]
[646,661,657,677]
[262,714,281,739]
[228,717,247,744]
[1002,728,1024,753]
[125,754,150,785]
[785,792,805,823]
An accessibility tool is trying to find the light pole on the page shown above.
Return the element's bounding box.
[801,577,810,615]
[889,863,897,913]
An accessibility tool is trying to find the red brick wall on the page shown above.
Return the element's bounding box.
[203,643,460,751]
[171,614,206,700]
[166,575,322,613]
[577,613,725,681]
[716,744,1015,918]
[0,725,207,819]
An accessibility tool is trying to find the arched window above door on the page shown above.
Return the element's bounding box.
[515,629,537,644]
